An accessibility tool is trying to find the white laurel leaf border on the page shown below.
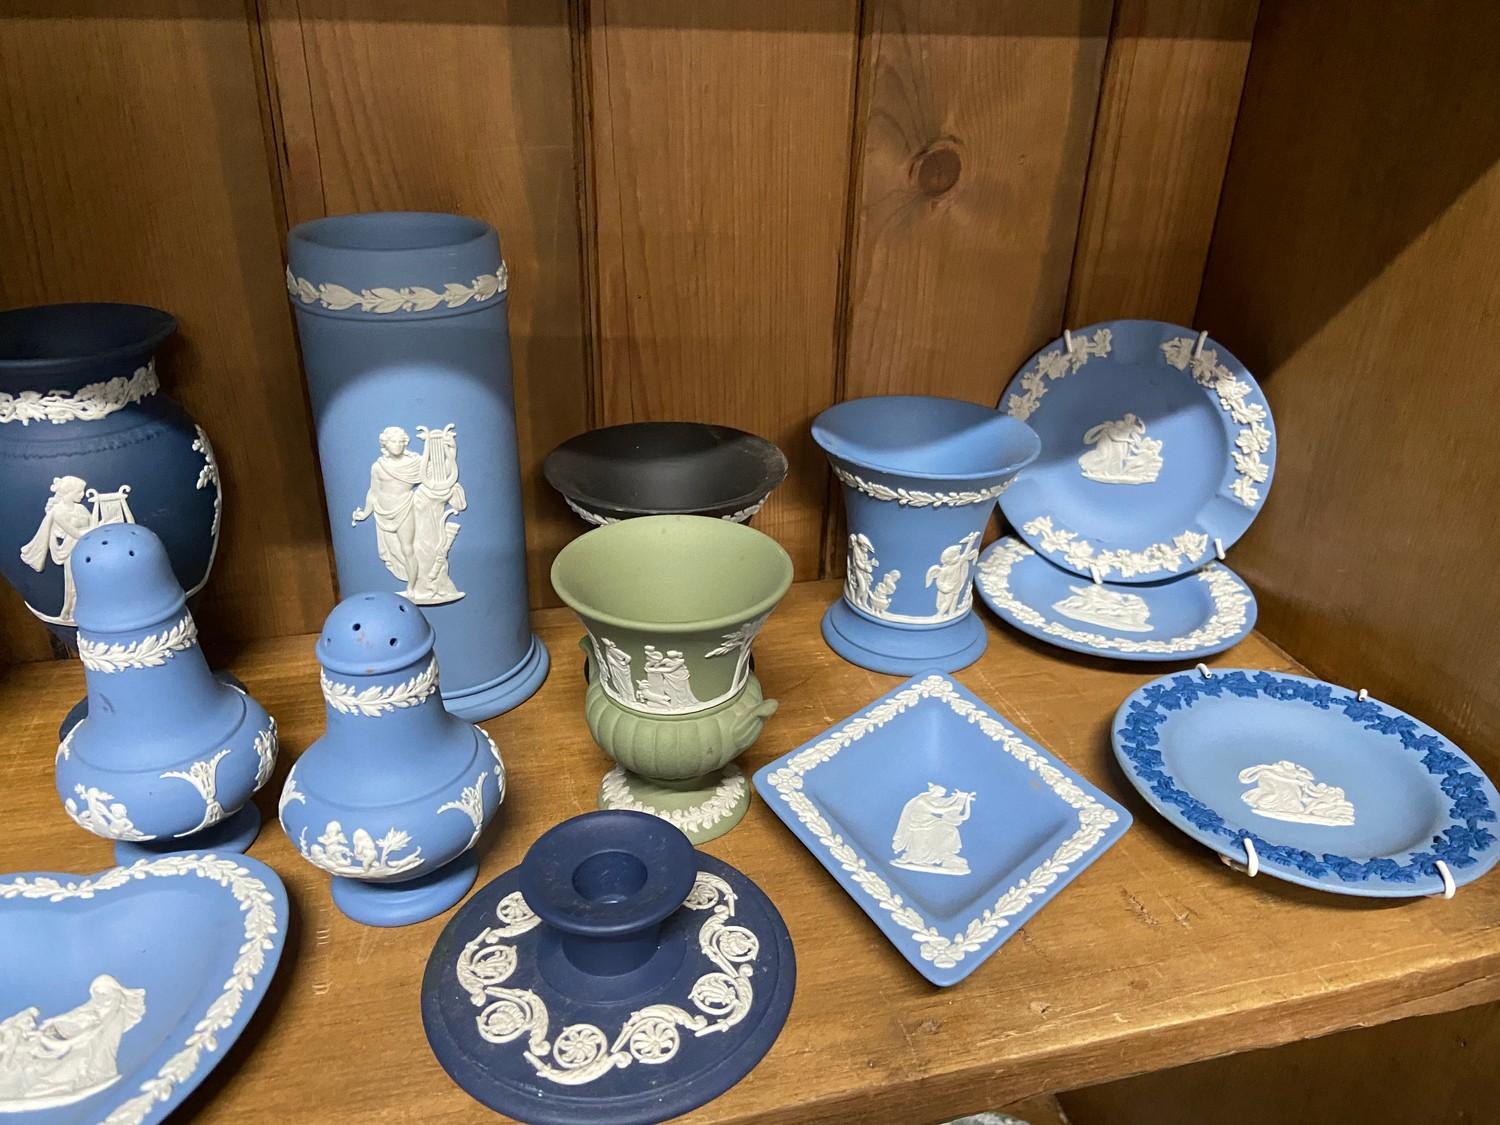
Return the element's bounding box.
[600,763,747,836]
[320,656,438,716]
[831,466,1011,509]
[976,538,1253,656]
[0,360,159,425]
[286,264,507,314]
[0,854,281,1125]
[79,612,198,673]
[765,674,1119,970]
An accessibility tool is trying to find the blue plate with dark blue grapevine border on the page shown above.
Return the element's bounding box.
[1113,669,1500,897]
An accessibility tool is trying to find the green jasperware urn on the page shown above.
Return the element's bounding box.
[551,515,793,842]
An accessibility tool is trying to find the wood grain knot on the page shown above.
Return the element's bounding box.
[912,143,962,197]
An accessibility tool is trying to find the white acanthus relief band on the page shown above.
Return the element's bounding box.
[78,612,198,673]
[320,656,440,716]
[285,263,508,314]
[0,360,160,425]
[831,466,1011,508]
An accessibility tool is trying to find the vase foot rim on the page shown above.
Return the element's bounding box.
[441,633,550,721]
[331,849,480,927]
[821,599,987,675]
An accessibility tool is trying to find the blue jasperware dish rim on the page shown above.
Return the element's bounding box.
[813,394,1041,483]
[1112,669,1500,897]
[753,670,1131,986]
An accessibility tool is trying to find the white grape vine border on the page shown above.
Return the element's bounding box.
[976,539,1253,656]
[1159,336,1273,508]
[1023,516,1210,580]
[320,656,439,716]
[765,674,1119,969]
[0,854,281,1125]
[286,264,507,314]
[0,360,159,425]
[79,613,199,673]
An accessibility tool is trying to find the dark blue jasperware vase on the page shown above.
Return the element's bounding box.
[0,303,221,647]
[422,810,796,1125]
[56,524,275,864]
[814,396,1040,674]
[286,212,548,721]
[279,592,507,927]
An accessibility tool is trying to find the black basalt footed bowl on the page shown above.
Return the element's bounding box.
[544,421,789,525]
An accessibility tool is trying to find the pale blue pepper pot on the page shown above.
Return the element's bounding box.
[814,395,1040,674]
[280,593,507,927]
[55,524,276,863]
[286,211,548,721]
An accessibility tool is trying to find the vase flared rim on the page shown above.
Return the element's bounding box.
[0,303,175,376]
[551,515,793,635]
[288,211,493,255]
[813,394,1040,483]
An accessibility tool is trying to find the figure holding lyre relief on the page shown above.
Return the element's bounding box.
[892,783,976,876]
[19,476,136,625]
[352,424,467,605]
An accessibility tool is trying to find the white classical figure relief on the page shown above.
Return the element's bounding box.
[1051,584,1153,633]
[1238,761,1355,827]
[925,531,982,619]
[845,532,902,616]
[892,783,976,876]
[19,477,136,626]
[0,975,147,1112]
[352,424,467,606]
[636,646,702,712]
[1078,413,1164,485]
[298,821,423,878]
[63,785,152,842]
[595,636,638,704]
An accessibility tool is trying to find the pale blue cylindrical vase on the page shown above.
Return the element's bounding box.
[286,212,548,720]
[814,395,1040,674]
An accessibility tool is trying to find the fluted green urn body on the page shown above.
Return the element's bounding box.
[552,515,793,842]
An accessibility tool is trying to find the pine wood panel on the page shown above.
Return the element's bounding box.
[585,0,861,582]
[841,0,1111,405]
[0,1,335,661]
[1064,0,1257,325]
[5,586,1500,1123]
[262,0,591,608]
[1194,0,1500,760]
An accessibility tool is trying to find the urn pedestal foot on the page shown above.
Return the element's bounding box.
[597,763,751,844]
[114,802,261,865]
[441,632,550,722]
[332,849,480,927]
[821,597,988,675]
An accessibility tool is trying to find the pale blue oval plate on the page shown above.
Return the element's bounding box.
[1113,669,1500,897]
[997,320,1275,583]
[975,536,1256,662]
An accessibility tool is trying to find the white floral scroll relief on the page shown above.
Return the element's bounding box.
[77,613,198,673]
[456,872,758,1085]
[298,822,423,879]
[765,675,1120,969]
[599,765,748,838]
[438,772,491,852]
[1023,515,1208,581]
[832,466,1010,508]
[353,424,466,605]
[286,263,507,314]
[0,974,147,1112]
[1002,328,1113,422]
[976,539,1252,656]
[1051,584,1153,633]
[1160,336,1272,508]
[56,721,80,764]
[0,360,159,426]
[891,784,976,876]
[278,772,306,823]
[19,478,137,626]
[63,785,153,842]
[845,530,982,625]
[190,424,222,593]
[1238,761,1355,827]
[0,855,281,1125]
[252,717,279,792]
[1078,413,1163,485]
[160,748,232,836]
[320,656,439,717]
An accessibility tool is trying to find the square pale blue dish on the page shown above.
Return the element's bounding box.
[753,672,1131,986]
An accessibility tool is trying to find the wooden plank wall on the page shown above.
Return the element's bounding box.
[0,0,1256,660]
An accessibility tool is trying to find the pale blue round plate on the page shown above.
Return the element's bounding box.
[998,320,1275,583]
[975,537,1256,662]
[1113,670,1500,897]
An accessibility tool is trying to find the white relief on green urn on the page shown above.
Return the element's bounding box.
[1051,584,1153,633]
[1078,413,1163,485]
[352,424,466,606]
[19,477,136,626]
[704,613,768,685]
[1238,761,1355,827]
[636,646,703,711]
[0,974,147,1111]
[891,783,975,876]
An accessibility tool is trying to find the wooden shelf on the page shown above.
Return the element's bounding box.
[4,579,1497,1124]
